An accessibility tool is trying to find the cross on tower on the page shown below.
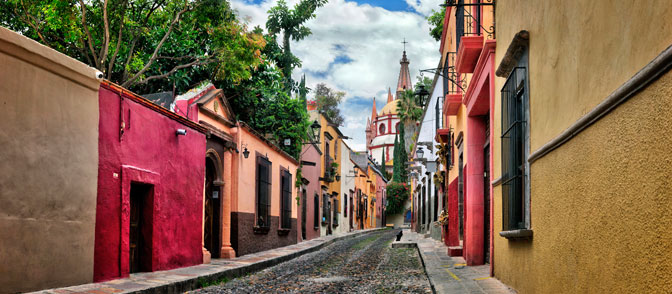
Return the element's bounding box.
[402,38,408,51]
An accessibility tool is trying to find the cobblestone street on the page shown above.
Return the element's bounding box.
[190,230,432,294]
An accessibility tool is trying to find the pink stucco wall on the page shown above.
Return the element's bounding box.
[94,84,206,282]
[300,143,322,241]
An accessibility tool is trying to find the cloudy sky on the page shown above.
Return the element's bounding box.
[231,0,443,151]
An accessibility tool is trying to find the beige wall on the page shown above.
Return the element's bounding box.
[0,27,101,292]
[493,1,672,293]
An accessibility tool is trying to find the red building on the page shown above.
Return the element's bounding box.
[93,81,207,281]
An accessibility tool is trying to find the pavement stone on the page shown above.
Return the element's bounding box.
[30,228,385,294]
[393,229,517,294]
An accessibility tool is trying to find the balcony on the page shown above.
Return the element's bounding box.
[456,35,484,74]
[442,52,463,116]
[451,0,494,74]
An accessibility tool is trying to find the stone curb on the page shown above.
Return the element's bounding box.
[35,228,388,294]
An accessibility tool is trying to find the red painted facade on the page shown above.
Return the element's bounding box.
[94,83,207,282]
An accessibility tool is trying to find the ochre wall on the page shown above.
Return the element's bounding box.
[495,0,672,152]
[492,1,672,292]
[0,27,100,292]
[494,68,672,294]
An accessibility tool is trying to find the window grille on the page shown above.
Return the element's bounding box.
[280,170,292,229]
[333,198,339,225]
[256,156,272,229]
[501,67,527,230]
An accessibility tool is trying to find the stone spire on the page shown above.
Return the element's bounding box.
[387,87,394,103]
[371,97,377,122]
[396,50,412,98]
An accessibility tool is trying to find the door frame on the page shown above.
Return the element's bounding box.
[120,165,160,276]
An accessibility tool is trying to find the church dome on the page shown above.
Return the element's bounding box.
[379,100,398,115]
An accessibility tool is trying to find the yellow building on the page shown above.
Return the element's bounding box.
[434,0,496,266]
[309,111,343,236]
[491,1,672,293]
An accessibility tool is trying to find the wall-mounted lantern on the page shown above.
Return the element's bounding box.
[242,143,250,159]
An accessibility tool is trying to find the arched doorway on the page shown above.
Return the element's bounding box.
[204,158,221,258]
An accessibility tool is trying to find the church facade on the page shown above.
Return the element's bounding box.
[365,50,413,170]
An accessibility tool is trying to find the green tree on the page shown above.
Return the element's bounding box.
[381,147,390,180]
[1,0,264,93]
[299,74,308,107]
[266,0,328,91]
[397,125,409,183]
[427,9,444,41]
[397,89,423,124]
[314,83,345,126]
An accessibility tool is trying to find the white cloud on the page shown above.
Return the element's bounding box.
[230,0,442,150]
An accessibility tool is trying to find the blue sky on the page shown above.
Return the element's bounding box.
[231,0,443,150]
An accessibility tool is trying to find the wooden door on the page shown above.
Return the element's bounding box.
[129,183,152,273]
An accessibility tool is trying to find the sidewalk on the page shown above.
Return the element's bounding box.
[32,228,385,294]
[394,229,516,294]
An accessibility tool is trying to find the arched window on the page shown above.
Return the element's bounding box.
[379,123,386,135]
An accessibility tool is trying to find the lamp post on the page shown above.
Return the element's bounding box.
[414,84,430,107]
[416,147,425,159]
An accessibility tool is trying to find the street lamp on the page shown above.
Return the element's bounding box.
[414,84,430,107]
[310,120,321,143]
[416,147,425,159]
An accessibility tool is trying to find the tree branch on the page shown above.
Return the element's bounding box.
[135,57,215,85]
[107,0,128,79]
[121,0,165,82]
[78,0,99,67]
[98,0,110,71]
[122,4,192,88]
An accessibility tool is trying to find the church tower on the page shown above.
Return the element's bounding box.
[396,50,412,98]
[366,48,413,172]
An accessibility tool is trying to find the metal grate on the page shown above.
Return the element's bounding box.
[500,67,527,230]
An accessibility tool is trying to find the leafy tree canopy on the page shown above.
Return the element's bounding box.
[314,83,345,127]
[427,9,444,42]
[1,0,264,93]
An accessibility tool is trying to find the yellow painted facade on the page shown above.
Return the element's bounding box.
[492,1,672,293]
[311,111,343,234]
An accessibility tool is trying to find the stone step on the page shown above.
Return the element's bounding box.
[448,246,463,256]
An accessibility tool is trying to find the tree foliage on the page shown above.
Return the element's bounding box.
[427,9,444,42]
[0,0,265,93]
[397,89,423,124]
[266,0,328,91]
[314,83,345,126]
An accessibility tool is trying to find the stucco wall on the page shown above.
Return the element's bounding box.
[94,85,206,281]
[301,143,322,240]
[0,27,100,292]
[495,0,672,153]
[337,142,355,234]
[494,68,672,294]
[229,126,298,256]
